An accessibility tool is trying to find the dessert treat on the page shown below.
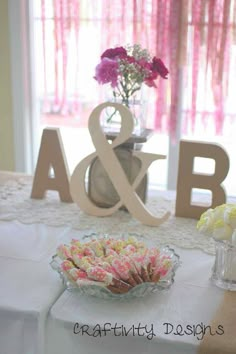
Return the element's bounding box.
[87,265,132,293]
[76,279,107,287]
[56,236,174,294]
[61,260,74,271]
[83,246,95,257]
[111,257,138,287]
[56,244,72,260]
[98,261,119,278]
[69,268,88,281]
[89,240,104,257]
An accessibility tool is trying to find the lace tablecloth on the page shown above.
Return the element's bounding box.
[0,173,226,255]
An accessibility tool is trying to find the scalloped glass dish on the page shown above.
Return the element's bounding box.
[50,243,180,300]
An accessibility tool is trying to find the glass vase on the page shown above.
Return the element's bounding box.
[211,239,236,291]
[102,89,147,136]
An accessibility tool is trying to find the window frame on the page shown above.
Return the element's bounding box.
[8,0,39,173]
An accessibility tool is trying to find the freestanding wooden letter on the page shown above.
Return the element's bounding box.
[31,128,72,202]
[175,140,229,219]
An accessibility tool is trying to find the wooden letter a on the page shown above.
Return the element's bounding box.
[31,128,72,202]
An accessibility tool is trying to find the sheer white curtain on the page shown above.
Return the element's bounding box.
[9,0,236,194]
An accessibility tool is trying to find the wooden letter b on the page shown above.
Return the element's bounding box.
[175,140,229,219]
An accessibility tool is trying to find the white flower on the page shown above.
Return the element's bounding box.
[131,44,151,61]
[197,203,236,242]
[212,219,233,241]
[224,205,236,229]
[213,204,227,220]
[197,208,215,234]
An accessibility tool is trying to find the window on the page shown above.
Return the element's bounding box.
[10,0,236,196]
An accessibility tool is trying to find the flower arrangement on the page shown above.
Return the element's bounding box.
[94,44,168,122]
[197,204,236,243]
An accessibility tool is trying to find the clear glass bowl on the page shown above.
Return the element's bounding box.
[211,238,236,291]
[50,241,180,300]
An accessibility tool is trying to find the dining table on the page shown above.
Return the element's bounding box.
[0,171,236,354]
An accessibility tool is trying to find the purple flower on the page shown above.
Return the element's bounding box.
[101,46,127,59]
[144,78,157,88]
[94,58,119,88]
[151,57,169,79]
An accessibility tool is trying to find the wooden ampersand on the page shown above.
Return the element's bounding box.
[70,102,170,226]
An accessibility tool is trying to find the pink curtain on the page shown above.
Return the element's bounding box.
[38,0,236,138]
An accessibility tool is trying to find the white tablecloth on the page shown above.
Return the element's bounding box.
[0,220,70,354]
[45,248,224,354]
[0,172,231,353]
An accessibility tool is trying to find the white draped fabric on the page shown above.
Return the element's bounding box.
[0,172,230,353]
[0,221,67,354]
[46,248,223,354]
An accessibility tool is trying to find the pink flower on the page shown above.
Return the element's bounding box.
[144,67,158,88]
[151,57,169,79]
[135,59,158,88]
[144,79,157,88]
[125,55,136,64]
[94,58,119,88]
[101,46,127,59]
[137,58,150,69]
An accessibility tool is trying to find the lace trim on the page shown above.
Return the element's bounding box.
[1,177,230,255]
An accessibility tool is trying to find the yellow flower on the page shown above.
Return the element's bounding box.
[197,204,236,242]
[224,205,236,229]
[212,219,233,241]
[197,208,215,234]
[213,204,227,219]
